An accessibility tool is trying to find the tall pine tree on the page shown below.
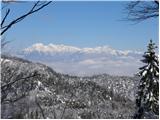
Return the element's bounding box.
[134,40,159,119]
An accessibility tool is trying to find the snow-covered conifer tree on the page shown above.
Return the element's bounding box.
[134,40,159,118]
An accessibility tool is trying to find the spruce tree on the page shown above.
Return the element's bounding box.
[134,40,159,118]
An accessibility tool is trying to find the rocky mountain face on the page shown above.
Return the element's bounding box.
[1,55,139,119]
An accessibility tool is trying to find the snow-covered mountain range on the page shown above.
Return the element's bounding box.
[20,43,143,76]
[23,43,142,56]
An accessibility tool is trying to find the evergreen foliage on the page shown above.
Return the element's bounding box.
[134,40,159,118]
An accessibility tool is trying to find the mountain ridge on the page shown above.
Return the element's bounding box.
[17,43,143,76]
[23,43,143,56]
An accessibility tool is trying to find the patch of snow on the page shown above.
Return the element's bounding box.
[44,87,52,94]
[77,116,81,119]
[88,101,91,106]
[61,100,65,104]
[153,79,157,83]
[1,58,12,63]
[109,96,112,100]
[142,70,147,76]
[37,81,42,86]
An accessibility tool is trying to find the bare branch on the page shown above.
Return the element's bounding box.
[1,9,10,27]
[60,92,74,119]
[1,65,39,104]
[1,72,39,91]
[154,0,159,5]
[1,1,52,35]
[35,96,46,119]
[125,1,159,22]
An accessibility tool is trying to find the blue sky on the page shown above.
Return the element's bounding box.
[3,1,159,52]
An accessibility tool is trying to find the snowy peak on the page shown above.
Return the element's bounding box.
[20,43,143,76]
[23,43,142,56]
[24,43,81,54]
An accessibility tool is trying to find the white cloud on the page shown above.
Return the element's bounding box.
[22,43,143,76]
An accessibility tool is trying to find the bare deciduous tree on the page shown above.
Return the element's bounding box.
[125,0,159,22]
[1,1,52,100]
[1,2,52,118]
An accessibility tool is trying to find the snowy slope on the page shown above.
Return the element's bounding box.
[1,55,139,119]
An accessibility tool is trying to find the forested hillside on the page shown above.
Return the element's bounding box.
[1,55,138,119]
